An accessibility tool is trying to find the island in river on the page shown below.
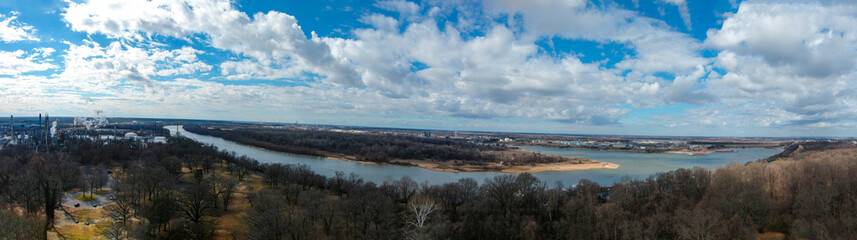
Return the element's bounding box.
[182,125,619,174]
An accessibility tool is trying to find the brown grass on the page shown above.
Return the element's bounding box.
[54,221,110,240]
[67,208,107,222]
[76,195,96,201]
[211,162,263,240]
[757,232,786,240]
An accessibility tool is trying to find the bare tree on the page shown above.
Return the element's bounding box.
[102,221,128,240]
[406,195,438,240]
[107,193,134,225]
[675,207,725,240]
[318,199,343,237]
[177,183,216,223]
[216,177,237,211]
[242,191,287,240]
[388,176,418,203]
[93,168,109,193]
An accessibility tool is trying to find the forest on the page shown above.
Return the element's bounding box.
[0,133,856,239]
[183,125,569,166]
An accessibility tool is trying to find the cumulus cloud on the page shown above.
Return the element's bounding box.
[1,0,840,133]
[64,0,361,86]
[704,0,857,128]
[482,0,708,75]
[0,12,39,42]
[53,0,718,126]
[0,49,55,75]
[56,40,211,93]
[707,2,857,78]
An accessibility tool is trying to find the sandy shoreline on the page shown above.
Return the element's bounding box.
[664,149,716,154]
[323,154,620,174]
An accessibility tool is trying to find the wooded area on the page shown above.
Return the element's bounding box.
[184,126,569,166]
[0,135,855,239]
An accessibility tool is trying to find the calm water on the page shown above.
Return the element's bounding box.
[167,126,781,186]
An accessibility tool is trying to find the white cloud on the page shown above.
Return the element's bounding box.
[58,0,714,126]
[482,0,708,75]
[0,12,38,42]
[375,0,421,16]
[660,0,692,30]
[703,1,857,127]
[0,49,55,75]
[359,14,400,32]
[219,59,304,81]
[706,2,857,78]
[63,0,361,86]
[30,0,854,132]
[56,40,211,93]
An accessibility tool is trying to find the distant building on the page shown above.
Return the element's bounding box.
[124,132,138,140]
[153,136,167,144]
[99,135,118,141]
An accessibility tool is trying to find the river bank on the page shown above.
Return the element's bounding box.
[226,140,622,174]
[168,125,783,186]
[182,126,621,174]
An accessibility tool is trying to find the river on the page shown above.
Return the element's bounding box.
[166,126,781,186]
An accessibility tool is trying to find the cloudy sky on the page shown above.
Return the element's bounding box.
[0,0,855,137]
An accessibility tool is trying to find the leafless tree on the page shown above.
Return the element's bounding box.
[406,195,438,240]
[675,207,725,240]
[107,193,134,225]
[177,183,216,223]
[209,175,237,210]
[102,221,128,240]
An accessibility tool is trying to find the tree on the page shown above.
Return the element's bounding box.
[242,191,288,240]
[92,168,109,193]
[107,193,134,225]
[159,156,183,179]
[317,199,343,237]
[675,207,725,240]
[213,177,237,211]
[102,221,129,240]
[707,162,772,234]
[482,175,519,214]
[177,183,216,223]
[147,193,176,233]
[0,210,45,240]
[387,176,418,203]
[406,195,439,240]
[30,154,64,226]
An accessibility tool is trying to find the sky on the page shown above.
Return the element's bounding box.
[1,0,856,137]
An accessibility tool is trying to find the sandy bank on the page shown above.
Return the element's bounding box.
[302,149,623,174]
[338,157,621,174]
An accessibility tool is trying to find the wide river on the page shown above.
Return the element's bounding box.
[167,126,781,186]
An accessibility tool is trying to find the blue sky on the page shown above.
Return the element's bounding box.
[1,0,857,137]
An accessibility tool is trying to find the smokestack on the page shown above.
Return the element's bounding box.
[45,114,49,150]
[9,115,13,144]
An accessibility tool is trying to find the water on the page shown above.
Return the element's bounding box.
[166,126,781,186]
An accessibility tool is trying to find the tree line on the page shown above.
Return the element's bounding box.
[1,132,855,239]
[184,125,569,166]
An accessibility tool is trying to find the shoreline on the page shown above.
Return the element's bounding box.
[180,127,621,174]
[399,159,621,174]
[316,150,621,174]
